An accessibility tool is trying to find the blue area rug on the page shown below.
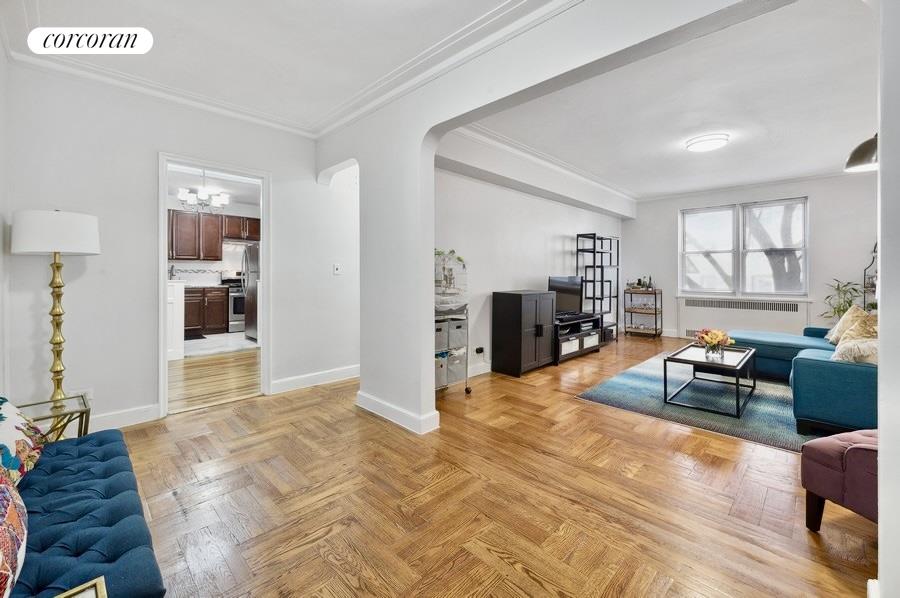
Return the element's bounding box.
[578,353,817,451]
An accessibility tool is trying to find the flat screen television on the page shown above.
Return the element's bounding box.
[548,276,583,313]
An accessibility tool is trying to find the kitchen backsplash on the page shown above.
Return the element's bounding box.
[170,242,246,285]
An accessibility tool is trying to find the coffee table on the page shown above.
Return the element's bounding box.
[663,343,756,418]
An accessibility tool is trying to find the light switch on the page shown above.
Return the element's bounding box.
[332,263,343,276]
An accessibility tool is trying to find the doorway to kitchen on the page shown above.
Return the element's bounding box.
[158,154,271,415]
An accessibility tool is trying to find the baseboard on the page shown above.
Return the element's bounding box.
[91,403,160,431]
[868,580,879,598]
[270,364,360,394]
[356,390,440,434]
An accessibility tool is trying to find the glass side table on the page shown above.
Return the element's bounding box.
[18,394,91,442]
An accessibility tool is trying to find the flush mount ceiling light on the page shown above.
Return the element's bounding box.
[685,133,730,153]
[845,133,878,173]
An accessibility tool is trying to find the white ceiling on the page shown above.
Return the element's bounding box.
[472,0,879,199]
[0,0,558,135]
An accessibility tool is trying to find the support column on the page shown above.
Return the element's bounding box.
[353,132,440,434]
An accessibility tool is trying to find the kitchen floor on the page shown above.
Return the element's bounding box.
[168,348,260,414]
[184,331,257,357]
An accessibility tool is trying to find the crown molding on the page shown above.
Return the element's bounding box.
[7,49,319,137]
[1,0,585,140]
[456,123,635,200]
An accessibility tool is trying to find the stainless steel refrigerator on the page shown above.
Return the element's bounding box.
[242,243,260,341]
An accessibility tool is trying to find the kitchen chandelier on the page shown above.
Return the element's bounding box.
[177,168,230,211]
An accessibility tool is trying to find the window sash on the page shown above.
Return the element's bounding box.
[679,198,808,296]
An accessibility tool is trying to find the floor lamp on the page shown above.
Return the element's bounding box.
[11,210,101,412]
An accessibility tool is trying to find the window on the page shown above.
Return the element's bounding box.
[680,197,807,296]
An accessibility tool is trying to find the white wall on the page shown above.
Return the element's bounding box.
[435,169,620,374]
[4,64,360,426]
[0,47,7,396]
[877,0,898,593]
[622,173,877,334]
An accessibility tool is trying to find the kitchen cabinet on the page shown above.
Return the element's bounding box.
[222,215,261,241]
[223,215,244,239]
[169,210,224,261]
[199,213,223,260]
[245,217,261,241]
[169,210,200,259]
[203,288,229,334]
[184,288,204,334]
[183,287,229,335]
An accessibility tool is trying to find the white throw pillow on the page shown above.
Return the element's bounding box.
[826,305,868,345]
[832,338,878,364]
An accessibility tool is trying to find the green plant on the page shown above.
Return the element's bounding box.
[821,279,862,319]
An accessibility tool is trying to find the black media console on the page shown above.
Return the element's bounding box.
[553,313,602,365]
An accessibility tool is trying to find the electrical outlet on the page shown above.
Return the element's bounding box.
[475,347,484,354]
[332,263,343,276]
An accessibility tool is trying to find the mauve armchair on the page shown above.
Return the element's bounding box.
[801,429,878,531]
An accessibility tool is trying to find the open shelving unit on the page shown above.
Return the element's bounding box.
[576,234,619,343]
[624,288,662,336]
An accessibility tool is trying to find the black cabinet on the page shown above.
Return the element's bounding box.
[491,291,555,377]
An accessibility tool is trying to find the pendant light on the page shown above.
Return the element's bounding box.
[845,133,878,173]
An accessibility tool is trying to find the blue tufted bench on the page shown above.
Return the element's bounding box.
[11,430,165,597]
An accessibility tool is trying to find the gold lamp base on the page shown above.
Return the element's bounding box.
[49,251,67,412]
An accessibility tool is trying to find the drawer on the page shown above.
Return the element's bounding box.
[435,321,449,352]
[448,319,467,349]
[447,349,466,385]
[561,338,580,356]
[435,355,448,388]
[185,288,203,297]
[205,287,228,296]
[582,332,600,349]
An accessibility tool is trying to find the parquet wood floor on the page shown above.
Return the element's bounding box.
[127,336,877,597]
[168,349,261,414]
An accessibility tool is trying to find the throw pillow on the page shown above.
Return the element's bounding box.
[0,476,27,598]
[832,338,878,365]
[841,314,878,343]
[0,398,44,485]
[827,305,868,344]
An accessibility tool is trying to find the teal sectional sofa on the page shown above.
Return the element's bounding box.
[729,327,877,434]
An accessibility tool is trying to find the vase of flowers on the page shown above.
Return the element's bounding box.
[695,328,735,362]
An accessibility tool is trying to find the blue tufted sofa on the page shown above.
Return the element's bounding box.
[729,327,877,434]
[11,430,165,598]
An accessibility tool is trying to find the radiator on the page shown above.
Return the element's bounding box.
[678,296,810,337]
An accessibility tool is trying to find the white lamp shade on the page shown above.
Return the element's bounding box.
[11,210,101,255]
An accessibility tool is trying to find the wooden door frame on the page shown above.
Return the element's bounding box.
[157,152,272,418]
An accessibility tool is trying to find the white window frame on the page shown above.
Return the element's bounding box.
[679,197,809,298]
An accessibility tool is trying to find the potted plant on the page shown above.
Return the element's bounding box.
[695,328,735,361]
[821,279,863,320]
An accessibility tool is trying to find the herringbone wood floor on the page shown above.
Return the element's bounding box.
[125,336,877,597]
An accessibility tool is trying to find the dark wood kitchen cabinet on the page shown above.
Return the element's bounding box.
[199,213,223,260]
[491,291,555,376]
[169,210,224,261]
[223,215,244,239]
[184,288,204,334]
[203,288,229,334]
[222,215,261,241]
[184,287,228,335]
[245,217,261,241]
[169,210,200,259]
